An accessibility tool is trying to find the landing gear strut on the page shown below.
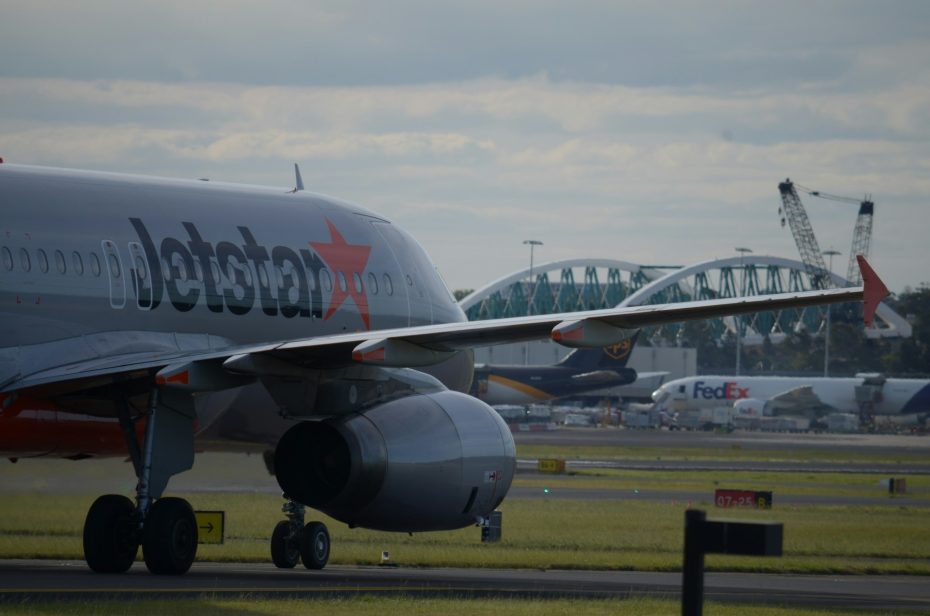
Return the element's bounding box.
[82,389,197,575]
[270,495,330,570]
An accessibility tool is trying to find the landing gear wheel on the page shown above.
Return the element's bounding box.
[271,520,300,569]
[143,497,198,575]
[83,494,139,573]
[299,521,330,570]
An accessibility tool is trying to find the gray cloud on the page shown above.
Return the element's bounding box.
[0,1,928,292]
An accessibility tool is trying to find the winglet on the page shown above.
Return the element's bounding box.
[858,256,890,327]
[294,163,304,191]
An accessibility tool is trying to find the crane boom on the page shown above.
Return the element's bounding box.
[845,199,874,286]
[777,179,832,289]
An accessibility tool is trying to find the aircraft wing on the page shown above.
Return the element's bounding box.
[765,385,836,416]
[5,283,871,396]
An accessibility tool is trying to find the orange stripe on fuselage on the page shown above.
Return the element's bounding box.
[487,374,552,401]
[0,394,147,458]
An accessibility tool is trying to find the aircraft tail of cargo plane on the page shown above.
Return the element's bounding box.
[0,162,886,575]
[471,333,640,405]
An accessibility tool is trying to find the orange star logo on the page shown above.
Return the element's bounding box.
[310,219,372,329]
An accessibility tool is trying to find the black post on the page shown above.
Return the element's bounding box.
[682,509,706,616]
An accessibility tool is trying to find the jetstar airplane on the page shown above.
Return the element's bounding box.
[470,335,640,405]
[0,163,888,576]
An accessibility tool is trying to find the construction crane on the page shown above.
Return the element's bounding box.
[798,185,874,287]
[777,179,832,289]
[778,179,875,288]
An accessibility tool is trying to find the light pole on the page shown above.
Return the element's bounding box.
[734,247,753,376]
[822,249,841,377]
[523,240,543,313]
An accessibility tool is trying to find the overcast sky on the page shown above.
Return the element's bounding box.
[2,1,928,293]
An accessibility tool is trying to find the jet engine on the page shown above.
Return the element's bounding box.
[274,390,515,532]
[733,398,771,417]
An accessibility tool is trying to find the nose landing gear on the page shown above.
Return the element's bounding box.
[270,495,330,570]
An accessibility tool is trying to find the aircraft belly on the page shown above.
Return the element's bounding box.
[0,396,147,459]
[484,375,551,405]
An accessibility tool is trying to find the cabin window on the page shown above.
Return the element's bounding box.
[37,249,49,273]
[90,252,101,277]
[134,255,148,280]
[320,268,333,292]
[72,251,84,276]
[353,272,363,294]
[338,271,347,293]
[211,261,221,285]
[306,267,316,291]
[171,254,187,282]
[54,250,66,274]
[19,248,31,272]
[367,272,378,295]
[383,273,393,296]
[1,247,12,271]
[108,253,121,278]
[193,260,204,282]
[160,258,172,282]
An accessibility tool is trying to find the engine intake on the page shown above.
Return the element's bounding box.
[274,390,515,532]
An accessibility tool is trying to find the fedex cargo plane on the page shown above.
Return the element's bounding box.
[0,163,885,576]
[651,375,930,422]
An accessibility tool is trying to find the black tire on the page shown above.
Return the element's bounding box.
[83,494,138,573]
[299,521,330,570]
[143,497,198,575]
[271,520,300,569]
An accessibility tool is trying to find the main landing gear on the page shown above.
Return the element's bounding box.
[270,496,330,570]
[82,390,198,575]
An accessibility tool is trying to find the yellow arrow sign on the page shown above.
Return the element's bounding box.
[194,510,225,544]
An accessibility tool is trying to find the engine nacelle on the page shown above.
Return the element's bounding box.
[733,398,770,417]
[274,390,515,532]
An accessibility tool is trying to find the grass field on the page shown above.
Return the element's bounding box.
[518,467,930,497]
[1,441,928,615]
[2,477,928,574]
[0,596,917,616]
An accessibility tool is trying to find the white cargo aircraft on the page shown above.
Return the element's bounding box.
[0,162,887,575]
[651,374,930,423]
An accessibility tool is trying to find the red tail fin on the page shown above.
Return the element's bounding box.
[857,256,890,327]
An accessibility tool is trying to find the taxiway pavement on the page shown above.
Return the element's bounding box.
[1,560,929,611]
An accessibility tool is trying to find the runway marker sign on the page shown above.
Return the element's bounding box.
[538,459,566,473]
[714,489,772,509]
[195,510,225,544]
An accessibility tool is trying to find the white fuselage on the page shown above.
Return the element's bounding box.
[652,375,930,416]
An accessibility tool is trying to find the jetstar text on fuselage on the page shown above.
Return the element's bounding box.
[127,218,372,328]
[692,380,750,400]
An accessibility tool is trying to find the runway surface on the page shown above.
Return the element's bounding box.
[2,560,930,611]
